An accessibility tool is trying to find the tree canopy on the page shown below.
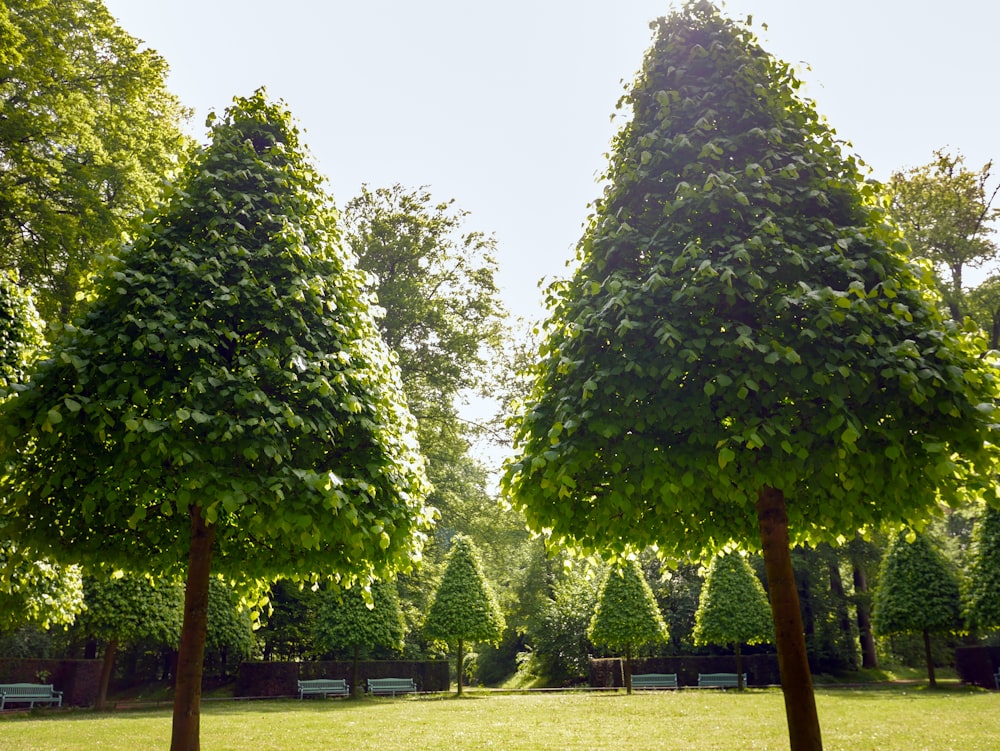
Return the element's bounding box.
[313,579,406,657]
[964,506,1000,632]
[0,0,192,322]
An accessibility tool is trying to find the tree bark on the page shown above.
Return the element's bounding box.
[923,629,937,688]
[851,561,878,669]
[625,642,633,695]
[170,505,216,751]
[734,642,744,691]
[756,486,823,751]
[96,637,118,710]
[456,639,465,696]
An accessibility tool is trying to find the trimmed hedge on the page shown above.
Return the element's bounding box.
[590,654,781,688]
[0,659,102,706]
[955,646,1000,689]
[235,660,449,697]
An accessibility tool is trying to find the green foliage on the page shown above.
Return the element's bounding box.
[424,534,505,646]
[502,1,1000,561]
[76,573,183,647]
[0,543,83,631]
[889,150,999,321]
[693,552,772,648]
[964,505,1000,631]
[0,0,192,322]
[0,275,43,394]
[873,532,962,636]
[205,578,254,662]
[0,90,432,584]
[587,559,668,650]
[256,579,320,660]
[312,579,406,656]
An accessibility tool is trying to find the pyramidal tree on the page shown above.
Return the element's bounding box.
[502,3,999,749]
[0,91,432,751]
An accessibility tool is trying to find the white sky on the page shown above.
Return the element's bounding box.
[104,0,999,323]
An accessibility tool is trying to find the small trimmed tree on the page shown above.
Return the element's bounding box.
[693,552,773,690]
[423,534,505,695]
[313,579,405,696]
[0,91,431,751]
[587,559,668,694]
[873,531,962,687]
[963,505,1000,633]
[204,579,254,678]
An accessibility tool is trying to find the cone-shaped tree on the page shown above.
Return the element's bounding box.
[313,579,406,696]
[965,506,1000,632]
[693,552,773,690]
[502,3,998,749]
[587,559,668,694]
[423,534,505,695]
[0,90,431,750]
[873,532,962,688]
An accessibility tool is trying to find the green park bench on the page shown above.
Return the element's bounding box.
[297,678,349,699]
[631,673,678,689]
[697,672,746,688]
[0,683,63,710]
[367,677,417,696]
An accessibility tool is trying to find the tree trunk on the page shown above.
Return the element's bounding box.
[351,644,361,698]
[923,629,937,688]
[756,486,823,751]
[851,561,878,669]
[734,642,744,691]
[170,505,216,751]
[456,639,464,696]
[96,637,118,710]
[625,642,633,695]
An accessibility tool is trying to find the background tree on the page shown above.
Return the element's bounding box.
[423,534,505,695]
[204,579,254,679]
[313,579,405,696]
[964,505,1000,634]
[256,580,319,661]
[693,552,772,690]
[873,532,962,687]
[0,92,432,751]
[587,559,668,694]
[0,0,192,322]
[76,574,183,709]
[502,4,999,749]
[889,150,999,322]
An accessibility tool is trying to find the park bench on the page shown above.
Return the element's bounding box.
[367,677,417,696]
[0,683,63,710]
[297,678,349,699]
[697,672,746,689]
[631,673,678,690]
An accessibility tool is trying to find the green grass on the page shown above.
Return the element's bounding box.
[1,688,997,750]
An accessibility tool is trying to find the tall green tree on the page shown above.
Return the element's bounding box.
[0,92,431,751]
[0,0,191,322]
[502,4,999,749]
[873,532,962,688]
[204,578,255,678]
[76,574,183,709]
[889,150,999,322]
[313,579,406,696]
[0,276,83,630]
[424,534,505,695]
[964,505,1000,633]
[693,552,772,690]
[588,559,668,694]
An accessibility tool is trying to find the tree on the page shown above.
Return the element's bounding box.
[587,559,668,694]
[502,4,999,749]
[693,552,772,689]
[0,91,432,751]
[0,276,83,631]
[964,505,1000,633]
[873,532,962,687]
[423,534,505,695]
[0,0,192,322]
[313,579,406,696]
[889,150,999,321]
[204,578,254,678]
[76,573,183,709]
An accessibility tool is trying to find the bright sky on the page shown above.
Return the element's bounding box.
[104,0,998,323]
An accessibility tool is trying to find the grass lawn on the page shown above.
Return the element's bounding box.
[1,687,997,750]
